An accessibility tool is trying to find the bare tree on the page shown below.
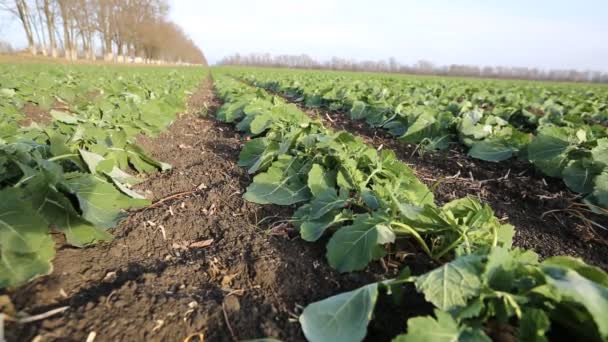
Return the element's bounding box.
[218,52,608,84]
[41,0,57,57]
[8,0,37,54]
[2,0,206,64]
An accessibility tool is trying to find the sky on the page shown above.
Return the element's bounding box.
[2,0,607,71]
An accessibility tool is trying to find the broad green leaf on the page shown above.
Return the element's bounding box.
[591,138,608,167]
[24,174,113,247]
[483,247,539,291]
[528,127,572,177]
[79,149,105,173]
[590,170,608,208]
[415,255,483,311]
[300,283,379,342]
[326,214,395,272]
[350,101,367,120]
[104,166,142,186]
[238,138,278,174]
[244,155,311,205]
[542,256,608,287]
[309,188,348,220]
[249,111,275,135]
[562,159,597,194]
[401,111,437,143]
[50,110,79,124]
[542,265,608,339]
[0,88,16,98]
[125,143,172,172]
[308,164,334,196]
[111,179,147,199]
[468,140,514,162]
[517,309,550,342]
[300,212,343,242]
[0,188,55,287]
[62,173,149,228]
[393,309,491,342]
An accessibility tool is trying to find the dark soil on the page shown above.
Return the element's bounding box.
[19,102,52,126]
[4,78,418,342]
[300,104,608,270]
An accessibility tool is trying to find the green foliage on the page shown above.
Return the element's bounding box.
[299,283,379,342]
[212,67,608,342]
[0,188,55,288]
[0,63,203,287]
[235,67,608,212]
[214,75,512,274]
[393,310,491,342]
[301,248,608,342]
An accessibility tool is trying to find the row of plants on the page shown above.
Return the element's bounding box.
[228,67,608,214]
[0,63,203,288]
[211,71,608,342]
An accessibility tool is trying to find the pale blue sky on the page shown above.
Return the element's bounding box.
[2,0,607,70]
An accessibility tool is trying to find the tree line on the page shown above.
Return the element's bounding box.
[1,0,206,65]
[218,53,608,84]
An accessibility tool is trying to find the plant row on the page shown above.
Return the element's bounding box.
[211,71,608,342]
[0,63,203,287]
[227,68,608,214]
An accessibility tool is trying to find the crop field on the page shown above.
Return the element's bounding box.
[2,63,608,342]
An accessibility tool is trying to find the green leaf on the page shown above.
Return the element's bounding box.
[591,138,608,167]
[542,265,608,339]
[308,163,335,196]
[528,127,572,177]
[0,188,55,287]
[79,149,105,173]
[309,188,348,220]
[350,101,367,120]
[517,308,550,342]
[238,138,278,174]
[249,111,275,135]
[483,247,539,291]
[415,255,483,311]
[394,309,491,342]
[62,173,149,229]
[590,170,608,208]
[401,111,437,143]
[50,110,79,124]
[24,174,113,247]
[326,214,395,272]
[562,159,597,194]
[300,282,379,342]
[0,88,16,98]
[104,166,142,186]
[542,256,608,287]
[468,140,514,162]
[243,155,311,205]
[125,143,172,172]
[300,212,344,242]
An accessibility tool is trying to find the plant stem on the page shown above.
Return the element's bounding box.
[363,168,382,187]
[47,153,79,162]
[390,221,432,257]
[433,236,463,260]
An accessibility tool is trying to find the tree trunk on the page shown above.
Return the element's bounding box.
[58,0,72,60]
[43,0,57,58]
[15,0,36,55]
[88,33,95,60]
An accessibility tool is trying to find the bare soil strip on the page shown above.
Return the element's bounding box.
[5,78,390,342]
[269,90,608,270]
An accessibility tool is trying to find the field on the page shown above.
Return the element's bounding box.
[1,62,608,342]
